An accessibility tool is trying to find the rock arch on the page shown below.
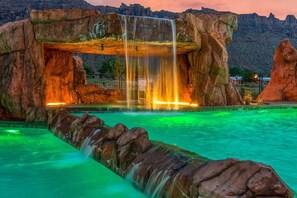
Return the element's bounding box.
[0,9,242,120]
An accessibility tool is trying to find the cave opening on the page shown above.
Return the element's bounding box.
[43,38,197,109]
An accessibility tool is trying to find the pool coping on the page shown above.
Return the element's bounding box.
[1,104,296,126]
[59,104,297,114]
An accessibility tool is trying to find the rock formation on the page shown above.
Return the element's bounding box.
[0,9,242,120]
[258,40,297,101]
[0,19,44,120]
[47,109,293,197]
[176,12,242,105]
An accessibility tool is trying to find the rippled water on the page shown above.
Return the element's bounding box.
[0,127,145,198]
[93,108,297,193]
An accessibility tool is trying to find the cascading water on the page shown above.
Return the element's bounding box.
[79,129,101,158]
[125,163,170,198]
[144,170,170,198]
[120,15,179,110]
[80,136,96,158]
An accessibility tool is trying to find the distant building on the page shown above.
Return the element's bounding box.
[230,76,270,84]
[230,76,243,84]
[262,77,270,84]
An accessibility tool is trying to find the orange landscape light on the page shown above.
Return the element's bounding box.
[46,102,67,106]
[154,100,198,107]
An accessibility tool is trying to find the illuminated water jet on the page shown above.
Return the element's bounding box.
[120,15,179,110]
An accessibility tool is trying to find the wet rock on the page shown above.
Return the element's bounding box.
[106,123,129,140]
[116,127,151,171]
[101,141,117,168]
[192,158,238,186]
[69,114,89,144]
[48,109,76,138]
[248,167,292,196]
[198,160,261,197]
[25,107,47,122]
[82,116,105,139]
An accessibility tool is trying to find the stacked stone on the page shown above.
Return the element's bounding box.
[48,109,293,197]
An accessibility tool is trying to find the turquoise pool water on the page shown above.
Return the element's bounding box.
[91,108,297,193]
[0,127,145,198]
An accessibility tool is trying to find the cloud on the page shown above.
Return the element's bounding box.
[86,0,297,19]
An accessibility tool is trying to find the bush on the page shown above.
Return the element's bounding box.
[243,90,253,105]
[230,67,256,82]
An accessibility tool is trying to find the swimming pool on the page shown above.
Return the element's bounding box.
[0,127,145,198]
[89,108,297,193]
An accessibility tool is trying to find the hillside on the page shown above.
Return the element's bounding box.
[1,0,297,76]
[228,13,297,75]
[0,0,94,24]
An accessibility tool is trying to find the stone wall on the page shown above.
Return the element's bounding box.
[258,39,297,101]
[48,109,293,197]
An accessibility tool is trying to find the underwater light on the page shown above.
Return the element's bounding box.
[47,102,66,106]
[154,101,198,107]
[2,129,21,135]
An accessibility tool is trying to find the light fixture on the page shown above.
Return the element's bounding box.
[2,129,21,135]
[47,102,66,106]
[154,101,198,107]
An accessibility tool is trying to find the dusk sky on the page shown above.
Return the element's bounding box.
[86,0,297,19]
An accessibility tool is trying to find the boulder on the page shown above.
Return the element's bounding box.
[258,39,297,101]
[25,107,47,122]
[76,84,118,103]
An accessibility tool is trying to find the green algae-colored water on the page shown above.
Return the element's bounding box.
[0,127,145,198]
[92,108,297,193]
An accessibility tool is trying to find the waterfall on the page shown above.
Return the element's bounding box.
[125,163,141,185]
[80,136,96,158]
[144,170,170,198]
[125,163,170,198]
[120,15,179,110]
